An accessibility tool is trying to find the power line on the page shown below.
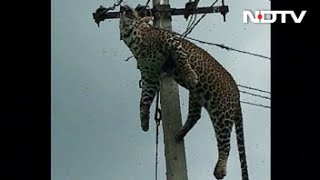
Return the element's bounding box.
[186,36,271,60]
[241,101,270,109]
[239,90,270,100]
[238,84,270,94]
[124,55,134,61]
[186,13,197,34]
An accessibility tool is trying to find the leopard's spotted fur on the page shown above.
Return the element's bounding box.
[119,6,249,180]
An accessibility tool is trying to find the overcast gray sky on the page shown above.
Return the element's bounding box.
[52,0,270,180]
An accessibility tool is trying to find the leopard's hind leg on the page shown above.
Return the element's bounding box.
[207,106,235,180]
[175,92,202,141]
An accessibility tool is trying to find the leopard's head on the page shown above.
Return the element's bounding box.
[119,5,152,40]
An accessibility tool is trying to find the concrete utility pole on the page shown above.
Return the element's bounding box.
[152,0,188,180]
[92,1,229,180]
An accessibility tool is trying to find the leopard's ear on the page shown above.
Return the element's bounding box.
[140,16,153,23]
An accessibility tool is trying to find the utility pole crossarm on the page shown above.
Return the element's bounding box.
[93,4,229,25]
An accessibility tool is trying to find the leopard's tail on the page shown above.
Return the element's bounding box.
[235,108,249,180]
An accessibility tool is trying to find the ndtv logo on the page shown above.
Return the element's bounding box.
[243,10,307,24]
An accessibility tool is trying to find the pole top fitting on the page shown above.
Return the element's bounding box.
[220,0,229,22]
[93,6,109,27]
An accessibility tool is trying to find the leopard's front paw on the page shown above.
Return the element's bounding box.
[141,121,149,132]
[140,110,150,132]
[185,71,198,88]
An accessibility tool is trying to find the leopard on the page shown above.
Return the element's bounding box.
[119,5,249,180]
